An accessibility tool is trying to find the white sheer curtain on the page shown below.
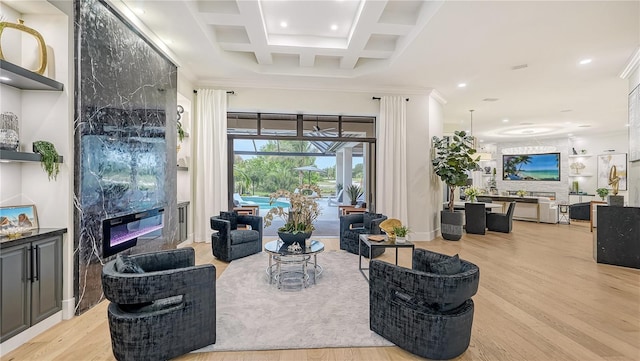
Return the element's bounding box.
[376,96,408,223]
[193,89,228,242]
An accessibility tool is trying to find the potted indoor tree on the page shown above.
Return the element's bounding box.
[432,130,480,241]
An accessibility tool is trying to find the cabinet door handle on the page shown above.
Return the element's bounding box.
[34,245,40,282]
[28,246,33,282]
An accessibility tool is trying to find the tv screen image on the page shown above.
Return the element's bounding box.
[502,153,560,181]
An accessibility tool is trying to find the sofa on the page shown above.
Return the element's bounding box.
[495,197,557,223]
[569,202,590,220]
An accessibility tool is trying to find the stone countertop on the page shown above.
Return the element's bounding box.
[0,228,67,249]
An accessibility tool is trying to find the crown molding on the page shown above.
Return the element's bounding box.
[196,79,434,96]
[619,46,640,79]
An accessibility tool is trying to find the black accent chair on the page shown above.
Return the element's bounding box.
[465,202,486,235]
[487,201,516,233]
[101,248,216,361]
[569,202,591,220]
[339,212,387,258]
[211,211,262,262]
[370,249,480,360]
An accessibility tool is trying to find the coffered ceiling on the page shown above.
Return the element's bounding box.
[5,0,640,143]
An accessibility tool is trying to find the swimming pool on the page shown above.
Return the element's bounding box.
[242,196,290,209]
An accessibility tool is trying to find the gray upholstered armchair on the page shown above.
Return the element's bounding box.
[101,248,216,361]
[211,211,262,262]
[370,249,480,360]
[339,212,387,257]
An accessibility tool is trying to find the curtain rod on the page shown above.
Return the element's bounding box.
[193,90,235,94]
[372,96,409,101]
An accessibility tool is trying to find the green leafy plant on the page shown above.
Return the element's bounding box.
[32,140,59,181]
[392,225,410,237]
[516,189,527,197]
[345,184,363,205]
[177,120,185,142]
[596,187,609,200]
[432,130,480,212]
[263,184,322,234]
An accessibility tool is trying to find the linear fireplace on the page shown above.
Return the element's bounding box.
[102,207,164,257]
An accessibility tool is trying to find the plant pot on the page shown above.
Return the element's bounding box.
[278,231,311,247]
[395,236,407,244]
[440,210,463,241]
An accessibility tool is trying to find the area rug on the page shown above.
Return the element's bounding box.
[195,250,394,352]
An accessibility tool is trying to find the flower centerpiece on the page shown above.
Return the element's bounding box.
[464,187,480,202]
[516,189,527,197]
[263,184,322,246]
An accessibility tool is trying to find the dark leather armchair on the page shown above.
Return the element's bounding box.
[369,249,479,360]
[102,248,216,361]
[465,202,486,234]
[487,201,516,233]
[211,211,262,262]
[339,212,387,258]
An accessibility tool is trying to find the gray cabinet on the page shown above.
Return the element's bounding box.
[1,235,62,341]
[177,202,189,242]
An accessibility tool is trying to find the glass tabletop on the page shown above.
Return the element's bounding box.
[264,239,325,255]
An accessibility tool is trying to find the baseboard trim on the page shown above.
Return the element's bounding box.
[62,297,75,320]
[412,230,437,241]
[0,311,62,357]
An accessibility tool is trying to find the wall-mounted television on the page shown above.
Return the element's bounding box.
[502,153,560,181]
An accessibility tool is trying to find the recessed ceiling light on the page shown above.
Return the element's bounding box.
[578,125,591,128]
[520,122,534,125]
[511,64,528,70]
[0,76,11,81]
[457,83,467,88]
[560,109,572,113]
[479,139,484,143]
[330,24,338,31]
[280,21,288,28]
[483,98,499,102]
[579,58,592,65]
[502,119,509,123]
[626,124,630,127]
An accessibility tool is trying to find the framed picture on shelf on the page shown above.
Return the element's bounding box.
[597,153,627,190]
[0,204,38,231]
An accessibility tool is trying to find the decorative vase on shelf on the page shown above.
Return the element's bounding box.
[0,112,19,151]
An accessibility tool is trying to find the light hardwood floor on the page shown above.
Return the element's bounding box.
[4,221,640,361]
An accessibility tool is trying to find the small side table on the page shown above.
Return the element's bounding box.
[558,203,570,224]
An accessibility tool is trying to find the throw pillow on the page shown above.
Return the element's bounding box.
[115,254,145,273]
[430,254,462,275]
[220,211,238,230]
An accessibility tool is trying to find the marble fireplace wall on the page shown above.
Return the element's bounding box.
[74,0,178,314]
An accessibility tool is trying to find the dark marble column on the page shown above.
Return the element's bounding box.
[74,0,178,314]
[594,206,640,269]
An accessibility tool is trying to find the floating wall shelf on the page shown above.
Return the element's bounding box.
[0,59,64,91]
[0,150,63,163]
[568,154,592,158]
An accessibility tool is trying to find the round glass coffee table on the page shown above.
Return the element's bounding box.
[264,239,324,290]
